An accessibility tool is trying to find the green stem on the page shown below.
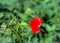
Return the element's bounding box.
[11,27,22,43]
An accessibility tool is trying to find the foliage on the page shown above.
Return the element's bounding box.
[0,0,60,43]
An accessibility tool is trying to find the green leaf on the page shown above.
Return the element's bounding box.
[32,37,39,43]
[46,24,56,32]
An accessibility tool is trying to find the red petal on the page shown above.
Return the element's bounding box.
[30,18,43,34]
[31,26,40,34]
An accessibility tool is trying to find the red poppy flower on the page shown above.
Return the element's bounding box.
[30,18,43,34]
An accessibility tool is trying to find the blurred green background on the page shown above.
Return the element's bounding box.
[0,0,60,43]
